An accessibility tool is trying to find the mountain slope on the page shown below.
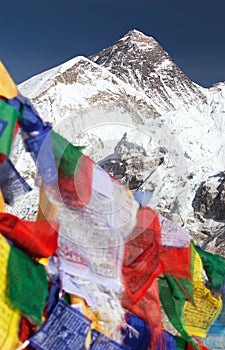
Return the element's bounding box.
[20,55,160,128]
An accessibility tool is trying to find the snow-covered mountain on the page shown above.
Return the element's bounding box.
[10,29,225,256]
[90,29,207,113]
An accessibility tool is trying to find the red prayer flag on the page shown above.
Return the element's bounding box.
[19,317,37,343]
[49,154,93,209]
[122,206,163,302]
[159,246,192,280]
[0,213,59,258]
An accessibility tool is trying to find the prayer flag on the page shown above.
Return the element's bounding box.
[0,99,19,160]
[24,122,58,185]
[159,214,190,248]
[156,331,177,349]
[195,245,225,294]
[0,212,58,258]
[122,312,151,350]
[30,299,92,350]
[158,275,197,349]
[0,158,32,205]
[49,131,92,208]
[7,245,48,325]
[0,234,21,350]
[0,61,18,99]
[122,206,162,302]
[121,279,163,348]
[0,189,5,212]
[90,330,127,349]
[36,182,58,221]
[183,246,222,338]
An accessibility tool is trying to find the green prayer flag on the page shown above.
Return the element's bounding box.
[0,99,19,156]
[51,130,85,177]
[7,245,48,325]
[158,276,197,349]
[175,336,187,349]
[195,244,225,294]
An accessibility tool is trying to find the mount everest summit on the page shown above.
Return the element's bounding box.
[10,29,225,256]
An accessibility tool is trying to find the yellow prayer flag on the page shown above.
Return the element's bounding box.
[0,62,18,99]
[0,234,10,298]
[184,249,222,338]
[0,301,20,350]
[0,189,6,212]
[36,182,58,222]
[0,234,21,349]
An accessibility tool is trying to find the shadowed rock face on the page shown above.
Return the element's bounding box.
[191,173,225,256]
[192,172,225,221]
[98,133,165,190]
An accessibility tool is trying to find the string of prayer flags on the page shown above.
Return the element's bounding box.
[0,61,224,349]
[0,212,59,258]
[0,234,21,350]
[0,99,20,162]
[29,299,92,350]
[0,157,32,205]
[7,244,48,325]
[0,61,18,99]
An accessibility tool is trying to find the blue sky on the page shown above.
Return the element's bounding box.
[1,0,225,87]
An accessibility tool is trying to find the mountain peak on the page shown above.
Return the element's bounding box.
[119,29,158,48]
[90,30,207,113]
